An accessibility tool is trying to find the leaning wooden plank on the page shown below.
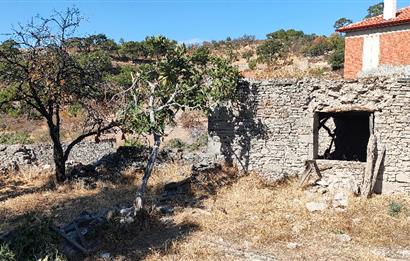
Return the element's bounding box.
[299,162,313,187]
[50,225,89,255]
[361,135,377,197]
[73,221,88,249]
[312,161,322,179]
[369,145,386,197]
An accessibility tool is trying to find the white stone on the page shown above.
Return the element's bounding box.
[306,202,327,212]
[333,192,349,209]
[338,234,352,242]
[396,173,410,183]
[286,242,300,249]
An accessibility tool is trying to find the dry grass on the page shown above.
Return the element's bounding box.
[1,165,409,260]
[145,173,410,260]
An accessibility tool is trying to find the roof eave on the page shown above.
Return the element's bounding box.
[337,19,410,33]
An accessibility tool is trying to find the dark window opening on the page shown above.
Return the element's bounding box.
[315,111,372,162]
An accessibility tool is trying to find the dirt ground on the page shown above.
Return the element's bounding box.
[0,163,409,260]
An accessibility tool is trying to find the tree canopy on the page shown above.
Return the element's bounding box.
[334,18,353,30]
[0,8,119,182]
[365,2,384,18]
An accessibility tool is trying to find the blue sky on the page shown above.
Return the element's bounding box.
[0,0,408,43]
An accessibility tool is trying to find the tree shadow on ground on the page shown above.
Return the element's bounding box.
[208,81,268,172]
[0,183,199,261]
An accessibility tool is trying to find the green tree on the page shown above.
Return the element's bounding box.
[328,34,345,70]
[334,18,353,30]
[242,49,254,62]
[365,2,384,18]
[118,41,145,61]
[257,29,306,64]
[120,37,240,214]
[0,8,119,182]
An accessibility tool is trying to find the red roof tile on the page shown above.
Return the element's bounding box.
[337,7,410,32]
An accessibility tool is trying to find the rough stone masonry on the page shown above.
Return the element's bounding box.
[208,77,410,194]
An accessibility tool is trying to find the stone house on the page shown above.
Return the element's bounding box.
[209,77,410,194]
[208,0,410,195]
[338,0,410,79]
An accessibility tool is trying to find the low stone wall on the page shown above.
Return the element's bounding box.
[208,77,410,194]
[315,160,365,193]
[0,142,116,173]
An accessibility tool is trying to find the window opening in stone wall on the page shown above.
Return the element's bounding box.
[314,111,373,162]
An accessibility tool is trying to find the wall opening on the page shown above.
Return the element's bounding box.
[314,111,373,162]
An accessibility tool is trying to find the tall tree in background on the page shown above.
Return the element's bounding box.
[365,2,384,18]
[118,39,240,214]
[0,8,119,182]
[334,18,353,30]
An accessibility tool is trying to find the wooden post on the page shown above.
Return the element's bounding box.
[369,145,386,197]
[361,135,377,197]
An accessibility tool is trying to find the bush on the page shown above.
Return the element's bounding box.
[0,244,15,261]
[166,138,186,149]
[124,137,144,148]
[0,132,33,145]
[6,216,66,261]
[67,103,83,118]
[248,59,257,70]
[329,47,345,70]
[304,38,332,57]
[388,201,404,217]
[242,50,254,62]
[188,133,208,151]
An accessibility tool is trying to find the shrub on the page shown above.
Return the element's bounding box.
[166,138,186,150]
[67,103,83,118]
[6,216,66,261]
[0,244,15,261]
[0,132,33,145]
[242,50,254,62]
[188,133,208,151]
[124,137,144,148]
[389,201,404,217]
[248,59,257,70]
[329,47,345,70]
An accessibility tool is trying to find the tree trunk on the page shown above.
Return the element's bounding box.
[48,119,67,183]
[54,143,66,183]
[134,133,161,211]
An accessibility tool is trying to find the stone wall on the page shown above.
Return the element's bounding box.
[208,77,410,194]
[0,142,116,173]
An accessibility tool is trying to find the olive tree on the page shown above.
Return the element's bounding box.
[120,39,240,214]
[0,8,119,182]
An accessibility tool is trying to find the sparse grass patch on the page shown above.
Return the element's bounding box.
[0,132,33,145]
[180,110,206,130]
[165,138,186,150]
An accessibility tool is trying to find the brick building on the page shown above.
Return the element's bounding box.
[338,0,410,79]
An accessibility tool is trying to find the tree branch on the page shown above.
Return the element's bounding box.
[63,121,119,161]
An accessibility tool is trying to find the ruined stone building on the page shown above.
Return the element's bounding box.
[208,0,410,195]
